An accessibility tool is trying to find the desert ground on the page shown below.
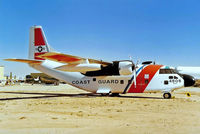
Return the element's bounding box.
[0,84,199,134]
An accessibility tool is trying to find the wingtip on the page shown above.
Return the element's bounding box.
[4,58,16,61]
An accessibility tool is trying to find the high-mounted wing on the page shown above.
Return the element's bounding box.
[37,52,111,66]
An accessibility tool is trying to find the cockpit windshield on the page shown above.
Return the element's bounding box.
[159,69,177,74]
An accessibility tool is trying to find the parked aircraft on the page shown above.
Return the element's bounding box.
[5,26,195,99]
[176,66,200,80]
[25,74,59,85]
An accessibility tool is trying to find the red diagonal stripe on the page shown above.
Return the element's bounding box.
[128,65,163,93]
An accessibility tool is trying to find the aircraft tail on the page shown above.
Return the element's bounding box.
[29,26,53,60]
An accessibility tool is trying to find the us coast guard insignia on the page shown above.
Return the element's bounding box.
[35,46,45,52]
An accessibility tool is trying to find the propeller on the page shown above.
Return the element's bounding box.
[129,56,137,88]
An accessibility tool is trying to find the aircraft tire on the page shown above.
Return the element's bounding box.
[163,92,171,99]
[101,93,109,96]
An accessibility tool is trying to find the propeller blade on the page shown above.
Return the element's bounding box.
[134,69,137,88]
[128,55,137,88]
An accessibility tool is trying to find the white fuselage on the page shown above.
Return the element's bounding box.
[30,60,184,94]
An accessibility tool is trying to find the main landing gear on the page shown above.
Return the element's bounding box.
[163,92,172,99]
[101,93,120,97]
[101,93,109,96]
[110,93,120,97]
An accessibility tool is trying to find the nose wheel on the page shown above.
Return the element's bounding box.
[163,92,172,99]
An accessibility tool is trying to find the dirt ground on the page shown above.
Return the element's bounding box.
[0,84,200,134]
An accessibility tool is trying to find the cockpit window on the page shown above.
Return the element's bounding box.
[174,76,178,79]
[159,69,176,74]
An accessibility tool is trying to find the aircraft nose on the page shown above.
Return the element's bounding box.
[181,74,196,87]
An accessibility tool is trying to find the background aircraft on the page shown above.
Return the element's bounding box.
[175,66,200,80]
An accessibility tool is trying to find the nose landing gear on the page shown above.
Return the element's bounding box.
[163,92,172,99]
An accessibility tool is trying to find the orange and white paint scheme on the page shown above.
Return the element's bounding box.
[5,26,195,99]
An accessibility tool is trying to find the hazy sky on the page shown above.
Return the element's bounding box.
[1,0,200,77]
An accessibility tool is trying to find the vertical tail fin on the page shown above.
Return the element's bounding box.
[29,26,52,60]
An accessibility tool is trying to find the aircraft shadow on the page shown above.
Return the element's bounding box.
[118,95,163,99]
[0,91,163,101]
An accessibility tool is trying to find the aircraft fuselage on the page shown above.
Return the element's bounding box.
[30,60,185,94]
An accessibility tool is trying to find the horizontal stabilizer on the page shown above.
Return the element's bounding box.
[4,59,42,64]
[96,88,111,94]
[37,52,111,66]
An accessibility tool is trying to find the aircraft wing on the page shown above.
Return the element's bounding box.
[4,59,42,64]
[37,52,111,66]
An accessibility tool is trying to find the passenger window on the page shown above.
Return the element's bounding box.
[120,80,124,84]
[164,80,168,85]
[145,80,149,84]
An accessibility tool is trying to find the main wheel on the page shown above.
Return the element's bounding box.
[163,92,172,99]
[101,93,109,96]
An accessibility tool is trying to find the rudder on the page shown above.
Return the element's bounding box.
[29,26,52,60]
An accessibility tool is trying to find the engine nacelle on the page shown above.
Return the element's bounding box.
[118,61,134,75]
[83,60,136,76]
